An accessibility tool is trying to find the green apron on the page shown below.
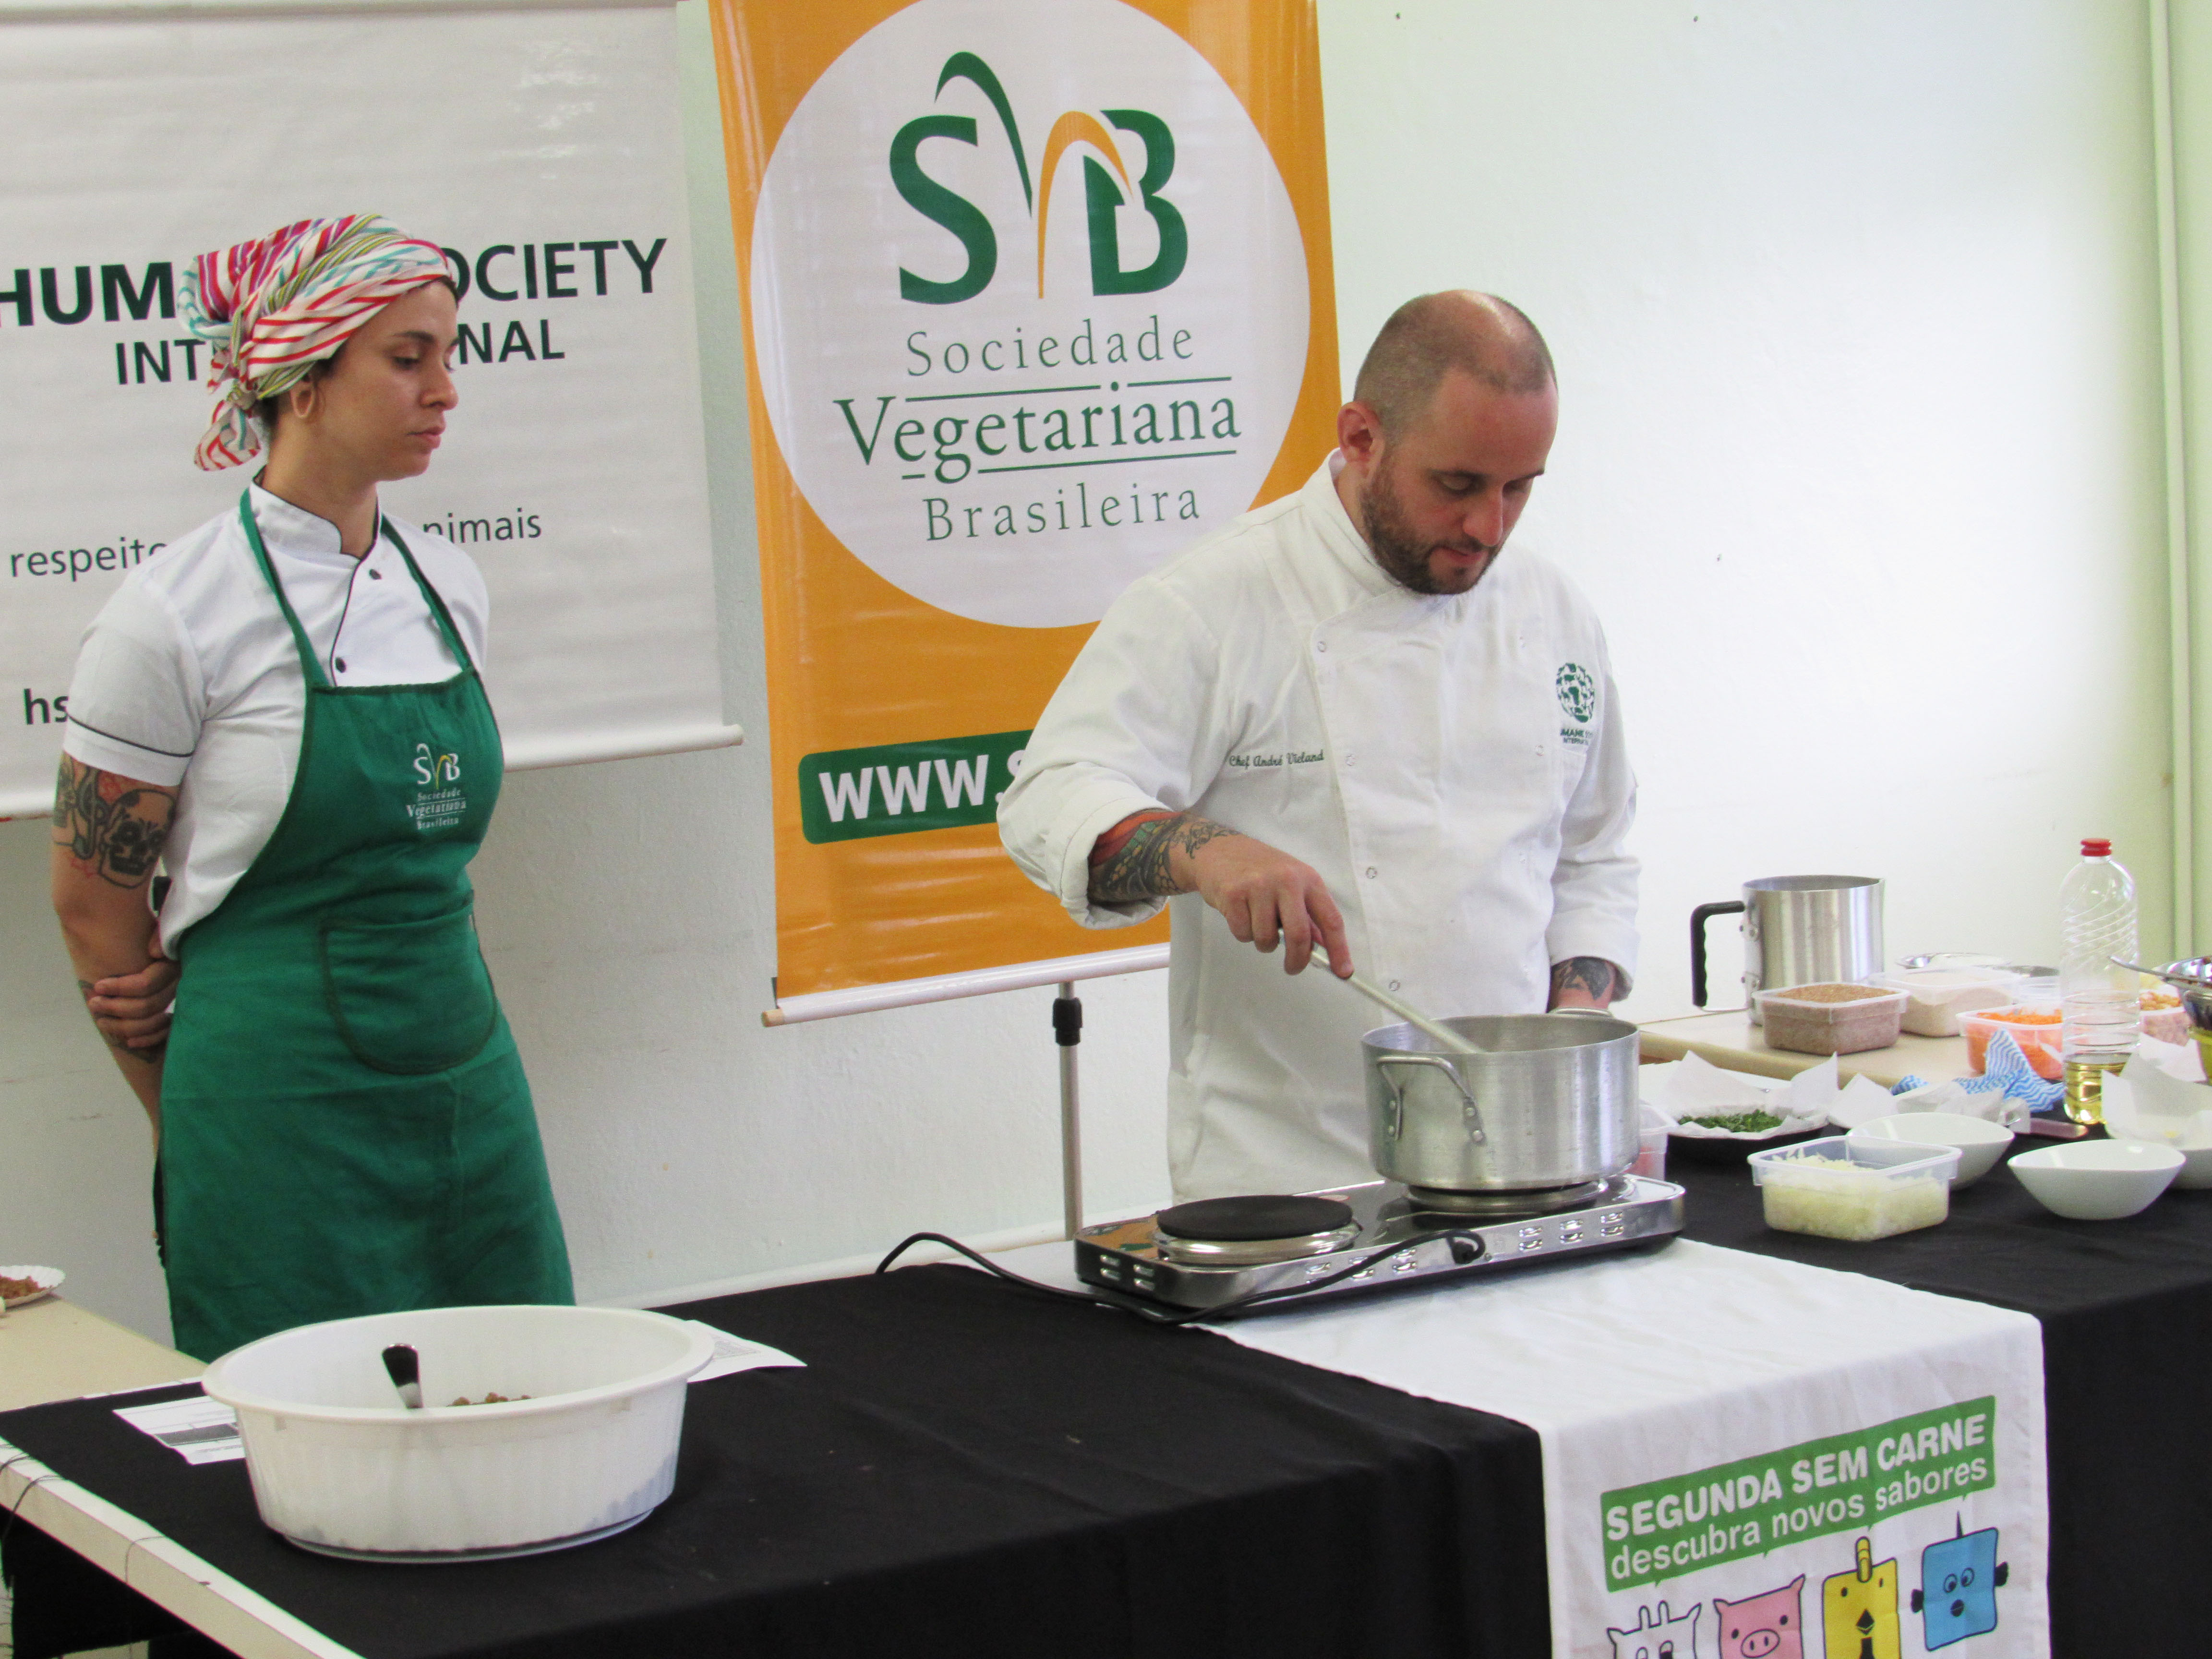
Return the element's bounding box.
[158,493,572,1361]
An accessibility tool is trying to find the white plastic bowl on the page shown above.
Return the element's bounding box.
[2008,1141,2183,1221]
[1847,1113,2015,1187]
[201,1304,714,1562]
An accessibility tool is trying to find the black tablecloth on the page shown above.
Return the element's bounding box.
[2,1263,1546,1659]
[1676,1140,2212,1659]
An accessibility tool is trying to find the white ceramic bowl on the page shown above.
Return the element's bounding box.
[201,1304,714,1562]
[2175,1142,2212,1190]
[1846,1114,2015,1187]
[2008,1141,2183,1220]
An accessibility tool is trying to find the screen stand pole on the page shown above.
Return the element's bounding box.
[1054,983,1084,1239]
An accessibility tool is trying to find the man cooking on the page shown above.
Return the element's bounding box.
[998,291,1638,1202]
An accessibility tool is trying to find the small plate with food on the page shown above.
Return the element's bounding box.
[0,1266,65,1309]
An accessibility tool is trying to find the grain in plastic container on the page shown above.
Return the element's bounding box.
[1748,1134,1960,1241]
[1870,968,2020,1037]
[200,1304,716,1562]
[1755,984,1909,1055]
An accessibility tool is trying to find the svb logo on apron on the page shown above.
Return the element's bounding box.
[409,740,466,832]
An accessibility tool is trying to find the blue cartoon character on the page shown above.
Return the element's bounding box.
[1911,1518,2008,1648]
[1608,1599,1704,1659]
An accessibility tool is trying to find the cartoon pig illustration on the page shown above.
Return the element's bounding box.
[1911,1519,2008,1649]
[1821,1537,1900,1659]
[1607,1598,1704,1659]
[1714,1575,1805,1659]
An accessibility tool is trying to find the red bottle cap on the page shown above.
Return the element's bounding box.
[2081,838,2113,857]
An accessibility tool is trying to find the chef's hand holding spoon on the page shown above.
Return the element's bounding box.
[1088,810,1352,976]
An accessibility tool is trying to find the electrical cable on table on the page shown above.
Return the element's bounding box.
[874,1228,1486,1325]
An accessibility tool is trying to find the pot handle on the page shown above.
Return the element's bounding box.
[1374,1053,1485,1144]
[1690,901,1746,1009]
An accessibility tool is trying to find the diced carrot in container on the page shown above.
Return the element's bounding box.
[1959,1006,2063,1080]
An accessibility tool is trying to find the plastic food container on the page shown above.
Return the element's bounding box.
[2140,987,2189,1046]
[1755,985,1909,1055]
[1960,1005,2063,1081]
[200,1304,715,1562]
[1871,969,2021,1038]
[1748,1134,1960,1240]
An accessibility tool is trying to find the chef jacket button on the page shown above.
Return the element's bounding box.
[1314,639,1328,652]
[334,658,347,673]
[1365,866,1377,878]
[1388,979,1401,992]
[368,567,383,580]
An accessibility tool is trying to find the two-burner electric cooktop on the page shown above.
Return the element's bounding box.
[1073,1175,1685,1317]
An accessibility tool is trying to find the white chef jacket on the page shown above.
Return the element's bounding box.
[61,484,488,954]
[998,455,1639,1201]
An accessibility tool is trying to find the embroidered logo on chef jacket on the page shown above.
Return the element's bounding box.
[1556,661,1597,748]
[1225,749,1324,771]
[408,742,466,832]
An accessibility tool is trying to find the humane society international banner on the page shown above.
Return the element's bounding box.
[0,2,732,821]
[709,0,1339,1003]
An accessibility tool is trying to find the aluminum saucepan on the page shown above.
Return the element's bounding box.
[1364,1012,1640,1192]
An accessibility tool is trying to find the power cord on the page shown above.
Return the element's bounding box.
[875,1227,1486,1325]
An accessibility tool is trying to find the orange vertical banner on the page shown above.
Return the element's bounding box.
[709,0,1337,1004]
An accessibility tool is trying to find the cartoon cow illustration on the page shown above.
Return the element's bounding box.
[1608,1599,1704,1659]
[1714,1575,1805,1659]
[1821,1537,1900,1659]
[1911,1518,2009,1649]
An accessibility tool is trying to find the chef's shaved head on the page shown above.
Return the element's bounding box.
[1353,291,1555,436]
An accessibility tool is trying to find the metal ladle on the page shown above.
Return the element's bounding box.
[2110,956,2212,988]
[1312,945,1485,1056]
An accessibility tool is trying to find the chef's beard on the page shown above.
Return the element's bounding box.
[1359,458,1498,596]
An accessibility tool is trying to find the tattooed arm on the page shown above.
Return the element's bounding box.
[1547,956,1631,1012]
[1088,810,1353,975]
[50,755,178,1130]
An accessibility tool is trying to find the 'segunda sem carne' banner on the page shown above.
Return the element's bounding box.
[0,4,729,821]
[710,0,1340,1002]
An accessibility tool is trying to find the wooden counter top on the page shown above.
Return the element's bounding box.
[0,1295,199,1412]
[1636,1010,1978,1089]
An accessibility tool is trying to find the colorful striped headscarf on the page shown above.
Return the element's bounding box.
[182,215,451,471]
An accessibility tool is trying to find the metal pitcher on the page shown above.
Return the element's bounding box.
[1692,876,1884,1021]
[1364,1013,1639,1192]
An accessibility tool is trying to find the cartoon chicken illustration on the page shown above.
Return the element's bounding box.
[1821,1537,1900,1659]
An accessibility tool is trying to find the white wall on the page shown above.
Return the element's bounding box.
[0,0,2178,1343]
[1318,0,2175,1014]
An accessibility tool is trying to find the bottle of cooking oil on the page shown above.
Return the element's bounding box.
[2059,838,2139,1123]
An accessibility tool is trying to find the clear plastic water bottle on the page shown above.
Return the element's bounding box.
[2059,837,2140,1123]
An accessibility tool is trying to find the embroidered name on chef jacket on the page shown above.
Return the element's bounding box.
[1226,749,1326,771]
[409,742,467,832]
[1556,661,1598,749]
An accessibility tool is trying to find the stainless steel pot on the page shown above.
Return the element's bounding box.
[1364,1013,1640,1192]
[1692,875,1884,1022]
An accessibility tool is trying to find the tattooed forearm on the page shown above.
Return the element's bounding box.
[1549,956,1629,1007]
[77,978,161,1063]
[51,756,175,889]
[1090,813,1244,904]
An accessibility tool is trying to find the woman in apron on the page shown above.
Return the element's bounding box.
[49,216,572,1360]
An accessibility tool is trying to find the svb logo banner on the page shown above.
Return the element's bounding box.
[712,0,1338,1000]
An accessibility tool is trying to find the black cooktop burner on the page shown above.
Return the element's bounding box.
[1155,1194,1356,1242]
